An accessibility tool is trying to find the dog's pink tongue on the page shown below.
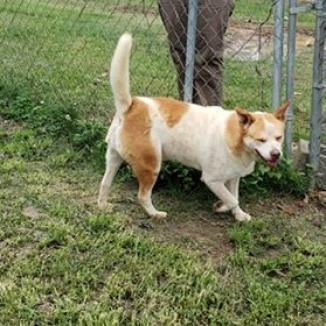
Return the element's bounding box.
[267,157,279,167]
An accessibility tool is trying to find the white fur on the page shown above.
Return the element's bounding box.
[110,33,132,116]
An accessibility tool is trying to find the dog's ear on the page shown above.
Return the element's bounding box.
[274,100,290,121]
[235,107,255,128]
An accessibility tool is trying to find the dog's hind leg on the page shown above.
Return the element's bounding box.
[134,159,167,219]
[138,174,166,219]
[98,148,123,209]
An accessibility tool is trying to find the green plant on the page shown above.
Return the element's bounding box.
[0,91,106,165]
[241,159,309,196]
[159,162,201,191]
[72,120,106,164]
[0,93,77,137]
[2,129,53,160]
[156,158,309,196]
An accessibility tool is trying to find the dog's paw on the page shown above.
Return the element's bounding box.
[151,211,168,220]
[234,210,252,222]
[213,201,229,213]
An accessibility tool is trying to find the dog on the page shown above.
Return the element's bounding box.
[98,33,289,221]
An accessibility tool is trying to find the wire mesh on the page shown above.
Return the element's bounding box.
[0,0,317,135]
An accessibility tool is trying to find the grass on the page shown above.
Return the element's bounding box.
[233,0,316,30]
[0,119,325,324]
[0,1,325,323]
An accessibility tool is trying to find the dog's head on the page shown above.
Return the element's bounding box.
[235,101,290,167]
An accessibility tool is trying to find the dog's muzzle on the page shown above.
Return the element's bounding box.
[255,149,280,167]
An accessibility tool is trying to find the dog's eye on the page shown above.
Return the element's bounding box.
[257,138,267,143]
[276,136,282,141]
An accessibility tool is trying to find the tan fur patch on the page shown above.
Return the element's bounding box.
[121,98,158,196]
[155,97,188,127]
[225,112,245,155]
[246,114,266,139]
[264,113,285,130]
[274,100,290,121]
[247,114,284,139]
[265,113,285,137]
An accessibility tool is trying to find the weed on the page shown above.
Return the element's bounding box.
[242,159,310,196]
[1,128,53,160]
[157,158,309,197]
[72,120,106,166]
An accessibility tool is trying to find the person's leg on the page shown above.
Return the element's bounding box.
[193,0,234,106]
[159,0,187,100]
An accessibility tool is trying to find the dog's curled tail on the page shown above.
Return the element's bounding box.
[110,33,133,116]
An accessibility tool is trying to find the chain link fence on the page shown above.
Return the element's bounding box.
[0,1,286,118]
[0,1,320,157]
[309,0,325,187]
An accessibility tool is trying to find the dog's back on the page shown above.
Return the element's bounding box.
[126,96,232,171]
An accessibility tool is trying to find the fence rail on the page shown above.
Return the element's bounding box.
[309,0,326,181]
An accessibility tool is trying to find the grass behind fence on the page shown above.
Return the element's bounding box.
[0,0,316,142]
[0,0,177,121]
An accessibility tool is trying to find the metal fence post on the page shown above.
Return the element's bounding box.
[272,0,285,110]
[183,0,198,103]
[285,0,298,158]
[309,0,326,180]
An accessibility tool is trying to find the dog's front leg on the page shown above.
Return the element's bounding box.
[213,177,239,213]
[202,176,251,221]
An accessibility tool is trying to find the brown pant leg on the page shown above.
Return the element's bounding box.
[159,0,187,100]
[193,0,234,106]
[159,0,233,105]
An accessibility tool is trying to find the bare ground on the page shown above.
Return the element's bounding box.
[93,177,325,262]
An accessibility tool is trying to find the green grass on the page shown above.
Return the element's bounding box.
[0,2,324,323]
[0,0,177,120]
[233,0,315,30]
[0,121,325,324]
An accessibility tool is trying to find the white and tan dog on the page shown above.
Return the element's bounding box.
[98,33,289,221]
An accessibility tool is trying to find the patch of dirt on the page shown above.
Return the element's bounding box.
[229,19,314,37]
[107,5,315,62]
[0,117,23,135]
[138,212,234,262]
[22,206,42,219]
[99,180,325,263]
[225,22,314,61]
[92,181,233,262]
